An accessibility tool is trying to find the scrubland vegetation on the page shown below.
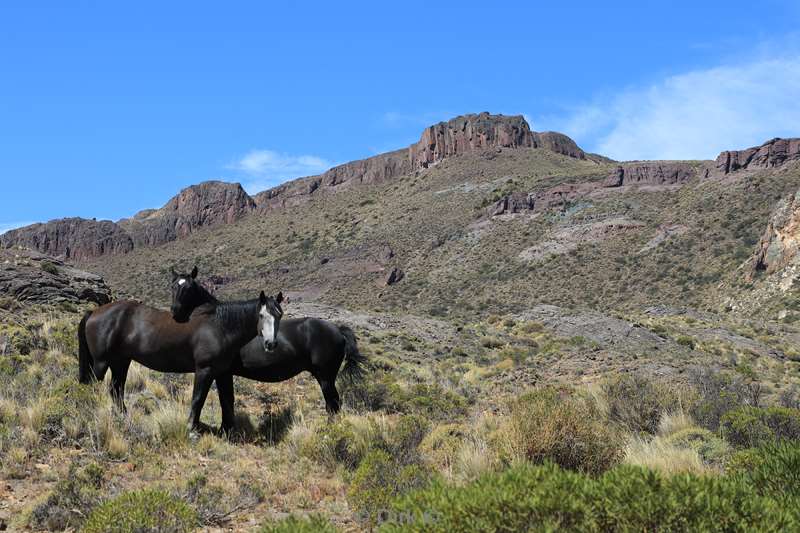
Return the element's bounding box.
[2,302,800,531]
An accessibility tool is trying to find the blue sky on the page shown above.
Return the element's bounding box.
[1,1,799,231]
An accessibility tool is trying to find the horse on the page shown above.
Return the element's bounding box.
[77,289,282,433]
[170,267,367,414]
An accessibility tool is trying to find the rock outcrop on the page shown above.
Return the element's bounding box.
[604,162,698,187]
[2,181,256,260]
[716,138,800,174]
[119,181,256,247]
[254,113,586,210]
[0,218,134,261]
[0,249,111,304]
[747,189,800,280]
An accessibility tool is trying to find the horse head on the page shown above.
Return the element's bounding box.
[169,265,208,322]
[258,290,284,351]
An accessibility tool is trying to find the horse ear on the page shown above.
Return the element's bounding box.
[259,291,266,304]
[276,291,283,304]
[170,267,178,279]
[190,266,198,279]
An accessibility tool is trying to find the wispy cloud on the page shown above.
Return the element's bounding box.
[0,221,34,235]
[227,149,334,193]
[543,55,800,161]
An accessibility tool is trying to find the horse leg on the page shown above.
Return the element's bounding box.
[315,375,341,416]
[109,359,131,412]
[215,372,236,436]
[187,367,214,432]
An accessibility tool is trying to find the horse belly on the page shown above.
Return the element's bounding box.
[126,333,196,373]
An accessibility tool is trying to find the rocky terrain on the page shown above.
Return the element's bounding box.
[3,112,800,531]
[0,248,111,306]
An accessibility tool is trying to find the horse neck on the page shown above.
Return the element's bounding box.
[213,299,259,344]
[197,284,219,308]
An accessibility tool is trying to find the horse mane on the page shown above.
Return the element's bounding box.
[212,299,260,331]
[197,282,219,305]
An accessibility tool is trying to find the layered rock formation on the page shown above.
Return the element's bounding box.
[1,181,255,260]
[604,162,699,187]
[489,161,702,217]
[0,218,134,261]
[748,189,800,280]
[254,113,587,210]
[716,138,800,174]
[0,249,111,304]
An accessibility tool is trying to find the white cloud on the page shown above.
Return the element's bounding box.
[228,149,333,193]
[547,56,800,161]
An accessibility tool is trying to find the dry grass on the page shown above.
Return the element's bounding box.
[624,435,708,475]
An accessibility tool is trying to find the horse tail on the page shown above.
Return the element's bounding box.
[337,325,367,383]
[78,311,95,384]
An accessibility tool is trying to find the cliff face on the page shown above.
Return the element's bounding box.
[2,181,256,260]
[254,113,587,209]
[748,189,800,280]
[716,138,800,174]
[603,162,699,187]
[0,218,134,261]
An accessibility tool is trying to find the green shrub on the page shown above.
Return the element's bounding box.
[304,417,386,471]
[259,514,339,532]
[419,423,467,469]
[28,462,104,531]
[602,374,676,434]
[380,463,799,532]
[663,427,729,465]
[348,449,432,526]
[82,488,198,533]
[728,441,800,503]
[0,324,40,355]
[37,378,100,442]
[720,406,800,448]
[41,261,59,275]
[688,368,750,431]
[500,387,622,474]
[388,383,468,421]
[340,370,392,411]
[390,414,430,465]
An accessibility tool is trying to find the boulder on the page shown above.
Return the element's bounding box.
[0,249,111,305]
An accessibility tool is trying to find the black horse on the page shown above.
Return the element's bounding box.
[78,289,282,432]
[170,267,366,414]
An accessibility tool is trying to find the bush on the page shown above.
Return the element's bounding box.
[387,383,469,421]
[28,462,104,530]
[389,414,430,465]
[602,374,676,434]
[728,441,800,503]
[259,514,339,532]
[720,406,800,448]
[41,261,59,275]
[688,368,751,431]
[663,427,729,465]
[82,488,198,533]
[499,387,623,474]
[348,449,432,526]
[380,463,799,532]
[419,424,467,470]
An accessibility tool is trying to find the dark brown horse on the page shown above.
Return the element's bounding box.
[77,290,282,432]
[170,268,366,414]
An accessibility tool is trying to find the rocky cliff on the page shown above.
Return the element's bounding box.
[254,113,587,209]
[748,189,800,280]
[1,181,256,260]
[716,138,800,174]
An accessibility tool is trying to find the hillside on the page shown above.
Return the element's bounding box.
[4,113,800,531]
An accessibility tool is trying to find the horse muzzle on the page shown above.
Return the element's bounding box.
[264,340,277,351]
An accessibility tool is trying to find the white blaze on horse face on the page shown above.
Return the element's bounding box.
[260,305,276,343]
[177,278,186,286]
